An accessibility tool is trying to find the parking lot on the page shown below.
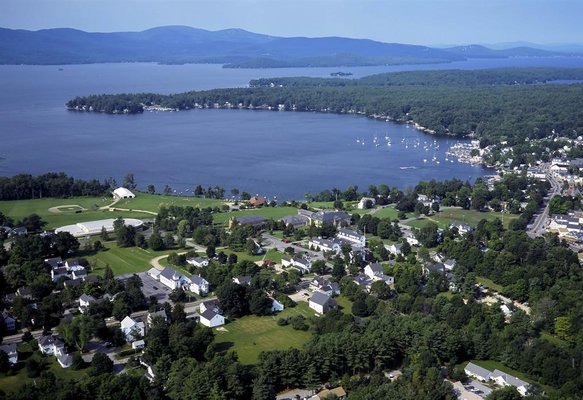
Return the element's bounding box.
[118,272,171,304]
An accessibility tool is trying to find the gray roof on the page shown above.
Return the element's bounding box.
[79,294,96,303]
[234,275,251,285]
[235,215,268,225]
[64,278,83,288]
[310,291,333,306]
[0,343,17,354]
[202,299,220,310]
[148,310,167,320]
[281,215,309,226]
[491,369,529,388]
[45,257,64,269]
[38,334,63,347]
[200,309,219,321]
[312,210,350,223]
[56,352,73,366]
[191,275,207,285]
[338,229,363,238]
[464,362,492,380]
[159,267,180,280]
[367,263,383,274]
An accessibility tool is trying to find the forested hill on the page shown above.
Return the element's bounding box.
[0,25,567,66]
[66,67,583,143]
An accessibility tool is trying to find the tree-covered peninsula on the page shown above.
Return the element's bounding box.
[66,67,583,143]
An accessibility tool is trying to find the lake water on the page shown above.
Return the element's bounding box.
[1,57,582,199]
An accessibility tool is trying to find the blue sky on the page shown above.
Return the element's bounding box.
[2,0,582,45]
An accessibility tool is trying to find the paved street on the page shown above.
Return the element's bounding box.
[527,163,561,238]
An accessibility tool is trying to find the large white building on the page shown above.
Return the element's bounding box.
[55,218,143,237]
[113,187,135,199]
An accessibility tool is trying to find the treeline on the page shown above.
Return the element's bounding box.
[250,67,583,87]
[0,172,112,200]
[66,76,583,143]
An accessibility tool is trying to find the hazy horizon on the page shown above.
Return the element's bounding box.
[2,0,582,47]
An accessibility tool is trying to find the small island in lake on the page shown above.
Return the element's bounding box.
[330,71,353,77]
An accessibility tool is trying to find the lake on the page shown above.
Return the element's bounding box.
[1,57,582,199]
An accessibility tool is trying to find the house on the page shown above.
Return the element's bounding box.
[352,274,374,292]
[386,243,403,256]
[199,309,225,328]
[490,369,530,396]
[358,197,376,209]
[120,316,145,342]
[159,267,190,290]
[56,351,73,368]
[72,269,87,280]
[500,304,513,319]
[147,267,161,280]
[2,311,16,332]
[444,259,456,271]
[306,210,351,228]
[132,340,145,350]
[113,187,135,199]
[147,310,169,326]
[63,278,83,289]
[78,293,97,313]
[16,286,33,299]
[38,334,66,355]
[309,292,337,314]
[200,299,222,315]
[0,343,18,365]
[190,275,209,295]
[310,277,340,296]
[271,298,285,313]
[51,266,69,282]
[44,257,64,269]
[464,362,492,382]
[450,222,473,235]
[364,263,383,278]
[248,196,267,208]
[281,256,312,274]
[310,386,347,400]
[186,257,209,268]
[280,214,310,227]
[229,215,268,229]
[232,276,252,286]
[309,237,342,253]
[405,235,419,246]
[9,227,27,237]
[337,229,366,248]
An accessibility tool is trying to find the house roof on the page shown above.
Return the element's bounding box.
[202,299,220,309]
[148,310,168,321]
[191,275,208,286]
[0,343,17,355]
[312,210,350,223]
[464,362,492,380]
[113,187,135,198]
[367,263,383,274]
[234,275,251,285]
[159,267,180,281]
[44,257,64,269]
[310,291,333,306]
[235,215,268,225]
[121,316,138,330]
[56,352,73,367]
[200,309,219,321]
[338,228,363,238]
[490,369,529,388]
[79,294,96,303]
[64,278,83,288]
[38,334,63,347]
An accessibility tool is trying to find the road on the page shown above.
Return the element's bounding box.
[261,233,324,261]
[527,164,561,238]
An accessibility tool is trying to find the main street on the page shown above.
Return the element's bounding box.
[527,164,561,238]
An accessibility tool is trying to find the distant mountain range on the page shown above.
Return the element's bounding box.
[0,26,577,67]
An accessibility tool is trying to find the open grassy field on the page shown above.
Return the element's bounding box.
[334,295,354,315]
[405,207,517,230]
[214,301,314,364]
[476,276,505,293]
[86,242,175,276]
[213,207,298,225]
[371,206,401,220]
[0,343,87,394]
[114,193,227,212]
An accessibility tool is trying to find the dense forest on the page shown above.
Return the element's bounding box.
[66,67,583,144]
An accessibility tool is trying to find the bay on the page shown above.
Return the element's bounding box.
[1,57,582,199]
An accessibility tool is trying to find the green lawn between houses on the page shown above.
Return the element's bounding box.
[114,193,227,212]
[213,301,314,364]
[0,343,87,394]
[86,242,176,276]
[405,207,517,230]
[213,206,298,225]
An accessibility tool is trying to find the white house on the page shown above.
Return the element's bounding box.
[358,197,376,209]
[186,257,209,268]
[38,334,66,355]
[309,237,341,253]
[121,316,145,342]
[310,277,340,296]
[444,259,456,271]
[132,340,146,350]
[490,369,530,396]
[159,267,191,290]
[200,310,225,328]
[56,350,73,369]
[271,298,285,313]
[386,243,403,256]
[309,292,337,314]
[78,293,97,313]
[464,362,492,382]
[200,299,222,315]
[190,275,209,295]
[450,222,473,235]
[113,187,135,199]
[147,310,169,326]
[232,276,252,286]
[337,229,366,248]
[364,263,383,278]
[0,343,18,365]
[281,256,312,274]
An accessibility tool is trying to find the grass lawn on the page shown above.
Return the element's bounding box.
[540,331,570,349]
[115,193,227,212]
[86,243,177,276]
[0,196,151,229]
[214,302,313,364]
[0,344,87,394]
[334,295,354,315]
[213,207,298,225]
[371,206,401,220]
[405,207,517,230]
[218,248,285,264]
[476,276,505,293]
